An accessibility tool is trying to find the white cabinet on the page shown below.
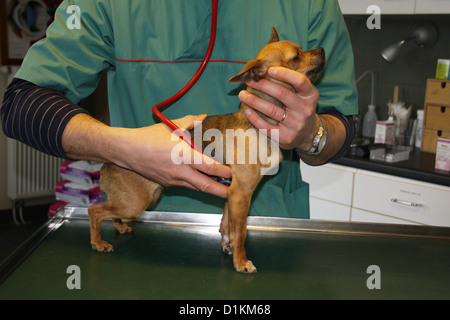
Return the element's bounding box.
[301,162,450,227]
[309,198,352,221]
[301,162,355,221]
[415,0,450,13]
[352,170,450,227]
[338,0,416,14]
[351,208,419,225]
[301,163,355,206]
[338,0,450,14]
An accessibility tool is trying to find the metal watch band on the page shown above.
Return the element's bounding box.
[298,116,327,156]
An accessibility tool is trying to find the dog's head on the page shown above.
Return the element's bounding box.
[228,27,325,84]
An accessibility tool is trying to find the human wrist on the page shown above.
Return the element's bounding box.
[102,126,138,169]
[62,113,127,164]
[296,114,321,153]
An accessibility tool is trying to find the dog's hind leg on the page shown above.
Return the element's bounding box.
[112,218,134,234]
[110,180,162,235]
[88,203,116,252]
[88,163,162,253]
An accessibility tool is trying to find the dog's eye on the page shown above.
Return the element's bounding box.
[291,53,300,62]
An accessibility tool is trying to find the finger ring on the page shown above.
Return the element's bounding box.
[280,110,287,122]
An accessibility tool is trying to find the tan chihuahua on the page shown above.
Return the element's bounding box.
[88,28,325,273]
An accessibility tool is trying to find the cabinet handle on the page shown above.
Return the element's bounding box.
[391,198,422,207]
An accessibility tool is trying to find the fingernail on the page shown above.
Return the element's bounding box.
[268,67,278,76]
[239,90,248,100]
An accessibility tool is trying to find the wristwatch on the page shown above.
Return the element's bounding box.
[299,116,327,156]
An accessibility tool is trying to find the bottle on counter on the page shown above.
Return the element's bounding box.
[362,104,378,138]
[415,109,424,148]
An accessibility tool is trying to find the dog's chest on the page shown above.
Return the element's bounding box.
[187,112,281,167]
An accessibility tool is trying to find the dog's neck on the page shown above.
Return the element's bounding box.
[240,79,294,126]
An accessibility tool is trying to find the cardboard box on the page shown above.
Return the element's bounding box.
[374,121,395,145]
[421,128,450,153]
[421,79,450,153]
[424,79,450,106]
[435,138,450,172]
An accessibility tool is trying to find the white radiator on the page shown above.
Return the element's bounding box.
[7,138,62,202]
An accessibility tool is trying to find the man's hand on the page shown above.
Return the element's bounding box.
[120,115,231,198]
[239,66,320,152]
[63,113,231,198]
[238,66,346,165]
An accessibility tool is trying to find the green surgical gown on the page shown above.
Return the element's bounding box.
[15,0,358,218]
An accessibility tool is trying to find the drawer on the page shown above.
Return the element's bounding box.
[425,79,450,106]
[424,104,450,130]
[301,162,355,206]
[353,171,450,227]
[421,128,450,153]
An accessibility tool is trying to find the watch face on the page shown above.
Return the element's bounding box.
[311,136,321,152]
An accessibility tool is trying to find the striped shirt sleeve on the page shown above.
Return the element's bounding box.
[1,78,90,159]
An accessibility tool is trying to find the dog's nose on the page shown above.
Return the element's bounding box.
[315,48,325,56]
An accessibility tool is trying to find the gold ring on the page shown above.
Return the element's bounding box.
[281,111,287,122]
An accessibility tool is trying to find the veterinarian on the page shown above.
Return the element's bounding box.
[1,0,357,218]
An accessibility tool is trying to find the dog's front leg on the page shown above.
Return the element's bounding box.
[227,164,261,274]
[220,201,232,255]
[228,192,255,273]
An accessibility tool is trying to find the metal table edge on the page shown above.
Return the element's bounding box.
[0,214,66,285]
[59,206,450,240]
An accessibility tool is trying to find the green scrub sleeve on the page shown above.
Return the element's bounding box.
[309,0,358,116]
[15,0,115,104]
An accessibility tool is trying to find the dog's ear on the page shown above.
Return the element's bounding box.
[268,27,280,44]
[228,59,267,83]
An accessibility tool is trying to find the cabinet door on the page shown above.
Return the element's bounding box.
[415,0,450,13]
[338,0,415,14]
[301,163,355,207]
[310,197,351,222]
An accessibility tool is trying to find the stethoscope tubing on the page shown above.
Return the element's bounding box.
[152,0,218,153]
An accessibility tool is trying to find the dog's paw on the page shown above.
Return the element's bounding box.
[91,240,114,253]
[114,223,134,235]
[221,235,232,255]
[235,260,258,274]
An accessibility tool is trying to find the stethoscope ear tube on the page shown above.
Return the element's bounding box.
[151,0,218,153]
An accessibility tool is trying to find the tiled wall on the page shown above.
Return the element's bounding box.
[344,15,450,135]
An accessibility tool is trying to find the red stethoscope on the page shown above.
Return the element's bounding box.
[152,0,218,153]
